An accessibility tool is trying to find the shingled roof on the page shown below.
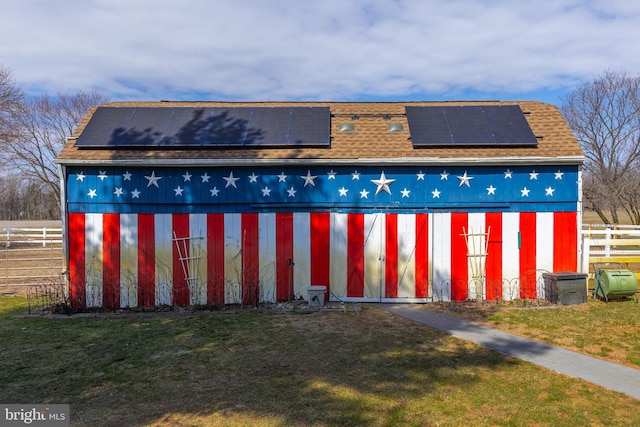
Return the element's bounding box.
[56,100,583,166]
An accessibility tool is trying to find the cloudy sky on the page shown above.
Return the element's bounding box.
[2,0,639,105]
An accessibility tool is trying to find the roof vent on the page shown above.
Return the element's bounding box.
[339,123,356,132]
[388,123,404,133]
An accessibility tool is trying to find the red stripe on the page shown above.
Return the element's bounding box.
[451,213,468,301]
[310,212,331,298]
[485,212,503,301]
[347,213,365,298]
[207,214,225,305]
[242,213,259,305]
[102,213,120,308]
[138,214,155,307]
[415,213,429,298]
[553,212,577,271]
[68,213,85,308]
[172,214,190,306]
[385,214,398,298]
[519,212,537,299]
[276,213,294,301]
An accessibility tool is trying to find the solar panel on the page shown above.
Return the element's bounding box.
[74,106,331,148]
[406,105,538,147]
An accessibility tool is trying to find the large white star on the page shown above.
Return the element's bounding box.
[371,171,396,195]
[487,185,496,195]
[300,170,318,187]
[223,172,240,188]
[401,188,410,198]
[145,171,162,188]
[545,187,555,196]
[174,186,184,196]
[457,171,474,188]
[521,187,531,197]
[431,188,441,198]
[338,187,349,197]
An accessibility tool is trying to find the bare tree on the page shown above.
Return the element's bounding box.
[2,90,110,204]
[0,65,24,156]
[560,69,640,224]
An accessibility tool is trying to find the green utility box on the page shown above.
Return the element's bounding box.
[543,272,588,305]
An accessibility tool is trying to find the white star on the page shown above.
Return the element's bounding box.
[277,172,288,182]
[174,186,184,196]
[554,170,564,180]
[401,188,411,198]
[76,172,86,182]
[261,186,271,197]
[145,171,162,188]
[223,172,240,188]
[417,171,425,180]
[300,170,318,187]
[182,171,192,181]
[201,173,211,183]
[287,187,297,197]
[123,171,132,181]
[431,188,441,198]
[338,187,349,197]
[87,189,97,199]
[457,171,474,188]
[371,171,396,195]
[327,170,337,180]
[210,187,220,197]
[504,169,513,179]
[545,187,555,196]
[487,185,496,195]
[359,189,369,199]
[98,171,108,181]
[440,171,449,180]
[351,170,361,180]
[248,172,259,183]
[131,189,141,199]
[114,187,124,197]
[529,170,539,180]
[521,187,530,197]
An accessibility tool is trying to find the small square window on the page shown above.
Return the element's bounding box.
[388,123,404,132]
[339,123,356,132]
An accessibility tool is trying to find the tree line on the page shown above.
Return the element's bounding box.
[1,64,640,224]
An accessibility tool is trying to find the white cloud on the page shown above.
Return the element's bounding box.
[1,0,640,103]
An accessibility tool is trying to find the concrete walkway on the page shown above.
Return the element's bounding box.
[375,304,640,400]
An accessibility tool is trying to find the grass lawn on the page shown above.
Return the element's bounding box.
[1,297,639,426]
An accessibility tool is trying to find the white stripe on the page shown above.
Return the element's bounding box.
[154,214,173,305]
[537,212,555,298]
[224,213,242,304]
[397,213,416,298]
[189,213,208,305]
[258,213,276,302]
[502,212,520,300]
[293,212,311,299]
[120,213,138,308]
[330,213,348,298]
[85,213,103,307]
[431,212,451,302]
[467,213,486,300]
[363,213,383,299]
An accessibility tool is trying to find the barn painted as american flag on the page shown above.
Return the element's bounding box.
[55,101,584,308]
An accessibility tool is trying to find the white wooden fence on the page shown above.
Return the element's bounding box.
[581,224,640,286]
[0,227,63,289]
